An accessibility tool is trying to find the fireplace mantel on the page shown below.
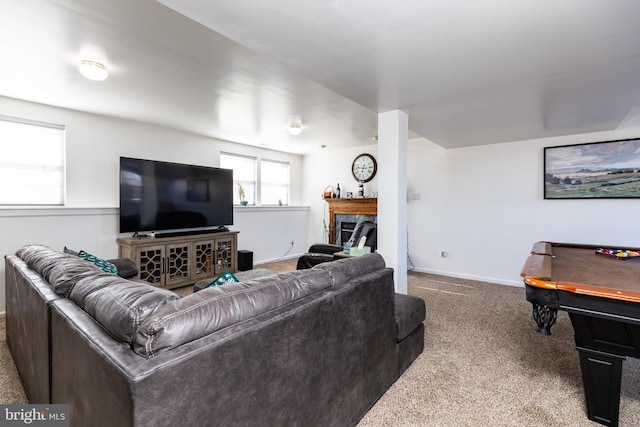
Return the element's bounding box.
[325,198,377,244]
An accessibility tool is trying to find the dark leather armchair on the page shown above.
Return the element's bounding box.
[297,220,377,269]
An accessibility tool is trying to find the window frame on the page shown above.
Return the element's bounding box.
[220,152,257,206]
[0,115,66,206]
[260,158,290,206]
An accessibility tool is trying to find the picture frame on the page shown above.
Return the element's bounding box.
[346,192,353,199]
[544,138,640,199]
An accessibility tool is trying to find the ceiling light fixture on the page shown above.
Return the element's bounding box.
[79,60,109,81]
[288,122,302,136]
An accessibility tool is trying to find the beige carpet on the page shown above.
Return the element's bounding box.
[2,259,640,426]
[0,316,27,404]
[358,272,640,426]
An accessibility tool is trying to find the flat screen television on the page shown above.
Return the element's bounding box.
[119,157,233,234]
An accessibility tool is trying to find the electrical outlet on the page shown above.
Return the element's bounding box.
[440,250,447,258]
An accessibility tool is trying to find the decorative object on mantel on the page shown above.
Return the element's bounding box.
[323,185,335,199]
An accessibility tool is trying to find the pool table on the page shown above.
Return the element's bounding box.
[521,241,640,427]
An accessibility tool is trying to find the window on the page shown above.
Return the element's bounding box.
[220,153,290,206]
[0,116,65,205]
[220,153,256,205]
[261,159,289,205]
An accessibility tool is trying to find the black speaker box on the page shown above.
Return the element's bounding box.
[238,250,253,271]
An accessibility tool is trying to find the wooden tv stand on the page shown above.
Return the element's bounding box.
[117,231,238,289]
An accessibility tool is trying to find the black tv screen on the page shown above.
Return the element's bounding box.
[119,157,233,233]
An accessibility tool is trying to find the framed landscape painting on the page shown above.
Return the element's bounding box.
[544,138,640,199]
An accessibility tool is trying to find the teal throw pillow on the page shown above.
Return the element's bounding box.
[78,250,118,275]
[206,271,239,288]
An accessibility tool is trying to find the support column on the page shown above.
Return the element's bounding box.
[377,110,408,294]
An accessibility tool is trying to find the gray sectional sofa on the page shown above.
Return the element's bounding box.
[5,244,425,427]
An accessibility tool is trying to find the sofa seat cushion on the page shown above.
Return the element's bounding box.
[69,275,179,344]
[133,269,333,357]
[16,244,104,297]
[395,293,426,342]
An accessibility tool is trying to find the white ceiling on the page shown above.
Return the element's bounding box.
[2,0,640,154]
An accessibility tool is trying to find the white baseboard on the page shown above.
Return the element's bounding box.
[410,267,524,288]
[254,253,303,265]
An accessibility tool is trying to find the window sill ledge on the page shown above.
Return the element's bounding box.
[234,205,309,212]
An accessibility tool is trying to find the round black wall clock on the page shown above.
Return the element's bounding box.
[351,153,377,183]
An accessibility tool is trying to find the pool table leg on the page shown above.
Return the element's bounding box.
[576,345,624,427]
[531,303,557,335]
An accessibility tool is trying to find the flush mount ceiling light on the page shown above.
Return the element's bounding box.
[79,60,108,81]
[288,122,302,136]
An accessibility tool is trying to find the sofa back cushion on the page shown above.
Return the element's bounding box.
[16,244,104,297]
[133,269,333,358]
[313,253,386,286]
[69,275,179,344]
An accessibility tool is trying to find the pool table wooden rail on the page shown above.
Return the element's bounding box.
[521,241,640,304]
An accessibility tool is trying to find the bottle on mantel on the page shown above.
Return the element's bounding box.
[336,183,341,198]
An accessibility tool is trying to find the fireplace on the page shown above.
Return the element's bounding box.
[325,198,377,245]
[339,221,356,245]
[335,215,378,245]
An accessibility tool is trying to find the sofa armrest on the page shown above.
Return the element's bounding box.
[107,257,138,279]
[308,243,343,254]
[296,253,334,270]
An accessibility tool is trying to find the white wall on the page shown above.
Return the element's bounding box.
[302,127,640,287]
[0,96,303,207]
[408,129,640,286]
[233,206,308,262]
[0,97,308,314]
[301,145,379,245]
